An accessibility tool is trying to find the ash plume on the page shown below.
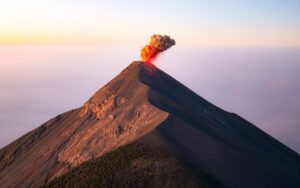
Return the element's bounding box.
[141,34,175,63]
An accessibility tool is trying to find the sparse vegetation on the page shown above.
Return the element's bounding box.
[44,142,224,188]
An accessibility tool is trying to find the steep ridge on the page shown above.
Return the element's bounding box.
[46,61,300,188]
[0,62,168,187]
[1,61,300,188]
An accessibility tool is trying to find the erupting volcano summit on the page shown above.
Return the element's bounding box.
[140,34,175,64]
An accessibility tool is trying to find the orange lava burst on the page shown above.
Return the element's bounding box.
[140,34,175,65]
[140,45,160,64]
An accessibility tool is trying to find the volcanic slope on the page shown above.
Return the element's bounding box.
[1,61,300,188]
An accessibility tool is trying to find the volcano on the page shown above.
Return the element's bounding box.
[0,61,300,188]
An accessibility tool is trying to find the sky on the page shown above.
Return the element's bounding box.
[0,0,300,47]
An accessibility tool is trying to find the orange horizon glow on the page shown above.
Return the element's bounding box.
[0,1,299,48]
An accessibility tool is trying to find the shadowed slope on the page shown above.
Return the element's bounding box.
[139,63,300,188]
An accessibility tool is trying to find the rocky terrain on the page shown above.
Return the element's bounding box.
[1,61,300,188]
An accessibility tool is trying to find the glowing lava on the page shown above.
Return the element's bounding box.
[140,34,175,64]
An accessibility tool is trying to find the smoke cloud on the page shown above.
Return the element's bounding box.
[141,34,175,63]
